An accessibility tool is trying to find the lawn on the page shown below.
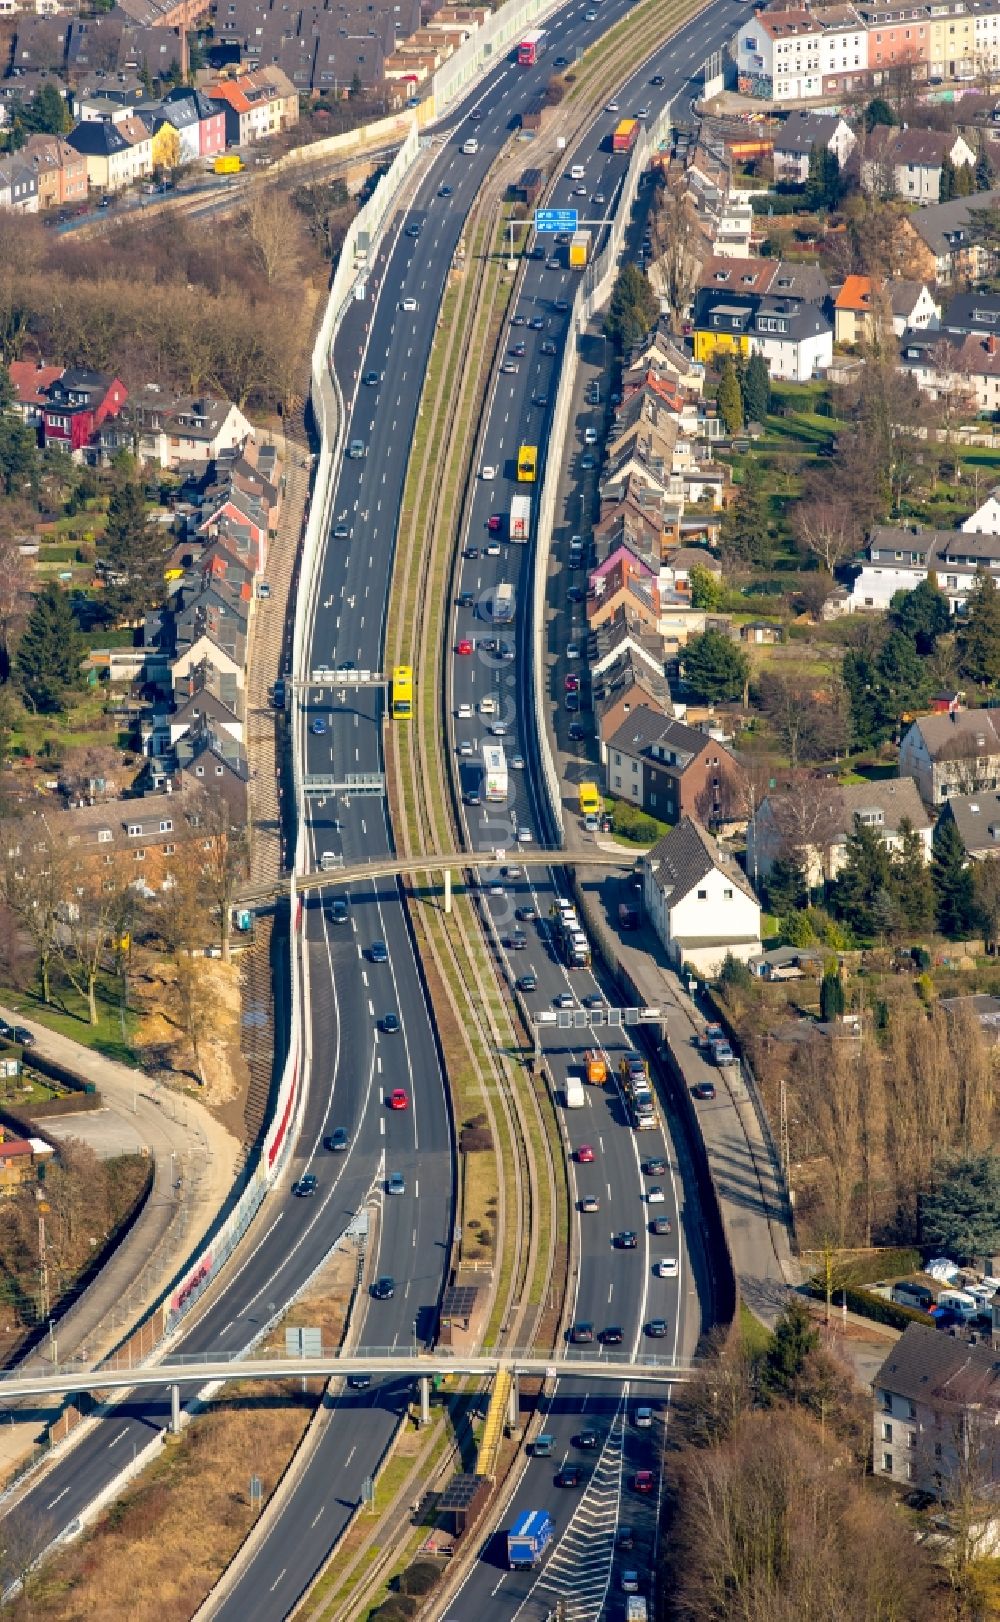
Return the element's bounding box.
[1,974,140,1068]
[9,685,124,760]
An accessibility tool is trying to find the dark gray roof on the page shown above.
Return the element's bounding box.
[944,791,1000,854]
[608,706,709,764]
[906,189,1000,259]
[749,297,831,342]
[875,1323,1000,1411]
[67,121,129,158]
[594,649,672,717]
[773,109,846,155]
[646,816,757,906]
[906,706,1000,762]
[941,290,1000,335]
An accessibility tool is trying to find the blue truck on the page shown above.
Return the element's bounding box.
[507,1508,555,1570]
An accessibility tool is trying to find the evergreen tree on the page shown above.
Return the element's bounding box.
[765,854,807,915]
[717,355,744,437]
[688,562,724,610]
[954,161,974,198]
[0,365,38,497]
[976,138,996,192]
[742,350,771,425]
[888,573,950,654]
[958,572,1000,687]
[761,1298,819,1402]
[834,816,892,935]
[843,631,930,749]
[819,970,845,1020]
[923,1150,1000,1262]
[931,810,977,938]
[721,459,771,567]
[893,816,935,932]
[863,97,895,131]
[102,481,163,620]
[939,152,957,203]
[14,584,83,714]
[681,629,750,702]
[605,264,659,356]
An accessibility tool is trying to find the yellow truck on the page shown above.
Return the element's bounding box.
[214,154,243,175]
[569,229,591,269]
[578,782,601,816]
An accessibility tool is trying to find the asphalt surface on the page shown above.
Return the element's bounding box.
[4,2,755,1615]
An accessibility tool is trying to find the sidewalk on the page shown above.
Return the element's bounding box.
[0,1002,240,1476]
[539,314,798,1326]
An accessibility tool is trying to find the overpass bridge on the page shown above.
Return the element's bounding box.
[0,1348,692,1407]
[239,847,641,908]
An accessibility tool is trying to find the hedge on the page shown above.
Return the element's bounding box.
[803,1281,931,1331]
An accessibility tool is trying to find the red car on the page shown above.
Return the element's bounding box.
[487,514,502,532]
[577,1144,595,1164]
[633,1470,655,1494]
[565,675,580,692]
[389,1089,409,1110]
[457,639,473,655]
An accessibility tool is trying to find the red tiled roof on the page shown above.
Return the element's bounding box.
[9,360,63,408]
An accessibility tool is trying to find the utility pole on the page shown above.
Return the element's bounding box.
[37,1209,49,1323]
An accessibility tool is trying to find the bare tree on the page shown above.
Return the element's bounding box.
[792,472,863,575]
[56,863,134,1026]
[244,185,302,286]
[650,181,703,319]
[0,821,69,1006]
[0,1504,55,1604]
[192,787,248,963]
[170,953,216,1086]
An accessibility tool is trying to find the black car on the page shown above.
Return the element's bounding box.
[529,246,546,260]
[328,897,349,925]
[558,1464,584,1487]
[381,1012,401,1035]
[369,941,389,964]
[646,1318,668,1338]
[371,1276,395,1300]
[617,1525,635,1552]
[324,1128,349,1152]
[692,1081,717,1101]
[554,298,570,312]
[464,546,479,560]
[458,591,476,609]
[570,1320,595,1344]
[568,724,587,744]
[554,53,568,65]
[650,1216,673,1236]
[517,973,537,993]
[568,586,585,604]
[650,72,665,85]
[347,1374,371,1389]
[616,1230,638,1250]
[293,1173,318,1197]
[465,791,482,807]
[529,316,546,330]
[566,694,580,712]
[363,371,380,386]
[601,1325,624,1345]
[438,184,453,197]
[576,1429,600,1448]
[582,993,603,1009]
[541,340,558,355]
[12,1025,34,1048]
[516,905,537,922]
[643,1157,667,1177]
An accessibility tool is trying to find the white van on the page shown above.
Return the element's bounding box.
[938,1289,979,1321]
[462,137,479,155]
[570,164,585,180]
[457,702,472,719]
[479,696,497,716]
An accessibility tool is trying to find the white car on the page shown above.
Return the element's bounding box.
[481,464,497,480]
[654,1257,678,1278]
[517,827,533,844]
[400,297,417,311]
[606,102,620,113]
[457,702,472,719]
[566,644,580,660]
[647,1185,665,1205]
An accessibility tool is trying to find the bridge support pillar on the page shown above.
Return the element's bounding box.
[443,868,452,915]
[419,1375,431,1427]
[170,1383,181,1435]
[507,1371,519,1430]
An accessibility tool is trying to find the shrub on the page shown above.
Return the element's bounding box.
[460,1125,492,1153]
[803,1280,930,1330]
[373,1599,418,1622]
[399,1559,444,1597]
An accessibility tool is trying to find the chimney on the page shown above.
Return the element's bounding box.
[989,335,998,358]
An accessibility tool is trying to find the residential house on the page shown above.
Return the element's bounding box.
[169,660,243,747]
[940,290,1000,339]
[41,367,127,457]
[895,190,1000,286]
[899,706,1000,806]
[7,361,64,428]
[173,581,248,665]
[833,274,881,344]
[962,487,1000,534]
[171,716,249,821]
[862,125,975,204]
[197,485,269,574]
[21,133,88,209]
[161,84,226,160]
[889,279,940,336]
[595,649,673,759]
[642,816,761,976]
[814,1,870,96]
[4,787,197,894]
[66,117,135,192]
[0,1136,38,1195]
[736,8,824,101]
[170,631,244,693]
[96,385,254,469]
[587,551,660,633]
[746,776,932,888]
[900,328,1000,416]
[659,547,723,595]
[606,706,744,826]
[207,65,299,147]
[697,254,780,299]
[941,791,1000,859]
[0,156,39,212]
[873,1324,1000,1494]
[848,523,1000,614]
[747,296,833,382]
[771,109,856,183]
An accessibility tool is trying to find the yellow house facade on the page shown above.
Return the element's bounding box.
[928,5,975,78]
[692,327,750,366]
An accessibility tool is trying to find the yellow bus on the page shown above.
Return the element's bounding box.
[517,444,538,483]
[391,664,412,719]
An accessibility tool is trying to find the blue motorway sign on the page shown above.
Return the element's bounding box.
[534,208,578,233]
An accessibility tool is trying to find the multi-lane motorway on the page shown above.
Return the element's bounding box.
[4,1,751,1615]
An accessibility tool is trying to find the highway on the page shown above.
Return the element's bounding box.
[1,3,750,1616]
